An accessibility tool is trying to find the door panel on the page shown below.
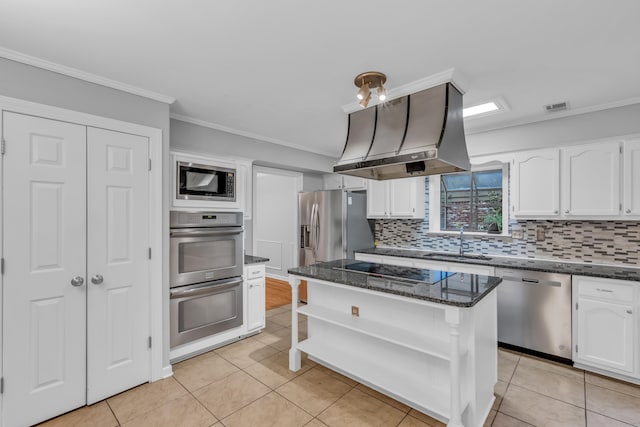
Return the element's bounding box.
[2,112,87,427]
[86,127,150,403]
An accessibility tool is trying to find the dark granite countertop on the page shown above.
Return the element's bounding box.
[244,255,269,265]
[288,259,502,308]
[356,247,640,282]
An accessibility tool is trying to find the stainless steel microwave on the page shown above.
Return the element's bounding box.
[176,161,236,202]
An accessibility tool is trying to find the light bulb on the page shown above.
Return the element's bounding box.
[356,83,370,101]
[378,83,386,101]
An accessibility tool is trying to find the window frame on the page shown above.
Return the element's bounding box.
[428,163,509,236]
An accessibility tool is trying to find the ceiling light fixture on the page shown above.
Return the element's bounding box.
[354,71,387,108]
[463,101,499,117]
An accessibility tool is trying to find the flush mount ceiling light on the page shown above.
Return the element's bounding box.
[354,71,387,108]
[463,101,499,118]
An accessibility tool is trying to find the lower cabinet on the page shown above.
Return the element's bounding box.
[245,264,266,332]
[573,276,638,379]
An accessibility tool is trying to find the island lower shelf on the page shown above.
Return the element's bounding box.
[288,275,498,427]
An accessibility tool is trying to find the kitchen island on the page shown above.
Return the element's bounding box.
[288,259,502,427]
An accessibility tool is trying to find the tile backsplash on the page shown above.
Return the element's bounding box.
[374,179,640,267]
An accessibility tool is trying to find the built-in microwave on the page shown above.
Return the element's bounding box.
[176,161,236,202]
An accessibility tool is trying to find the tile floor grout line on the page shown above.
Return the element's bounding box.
[104,399,122,427]
[584,368,588,427]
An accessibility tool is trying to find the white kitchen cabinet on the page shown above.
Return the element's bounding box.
[238,161,253,219]
[511,149,560,218]
[323,173,368,190]
[245,264,266,332]
[623,138,640,216]
[366,177,425,219]
[561,142,621,217]
[573,276,637,378]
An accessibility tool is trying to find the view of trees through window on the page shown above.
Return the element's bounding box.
[439,169,503,233]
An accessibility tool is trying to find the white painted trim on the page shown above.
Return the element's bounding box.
[0,94,166,386]
[341,68,467,113]
[466,96,640,136]
[0,47,175,104]
[170,113,337,158]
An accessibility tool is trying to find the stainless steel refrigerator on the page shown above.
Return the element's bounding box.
[299,189,374,266]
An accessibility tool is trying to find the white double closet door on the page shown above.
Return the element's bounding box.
[2,112,150,427]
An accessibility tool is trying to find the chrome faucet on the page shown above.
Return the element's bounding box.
[459,226,465,256]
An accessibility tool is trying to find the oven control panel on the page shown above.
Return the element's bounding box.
[170,211,243,228]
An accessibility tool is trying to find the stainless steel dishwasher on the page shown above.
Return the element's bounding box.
[495,268,572,360]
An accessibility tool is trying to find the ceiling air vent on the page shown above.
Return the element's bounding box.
[544,101,568,113]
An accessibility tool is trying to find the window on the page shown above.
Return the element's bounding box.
[429,165,508,234]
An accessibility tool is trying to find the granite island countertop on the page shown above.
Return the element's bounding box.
[288,259,502,307]
[244,255,269,265]
[356,247,640,282]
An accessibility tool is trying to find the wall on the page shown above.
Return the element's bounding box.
[376,179,640,267]
[0,57,173,366]
[170,118,335,173]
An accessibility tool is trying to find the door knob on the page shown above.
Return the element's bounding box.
[626,209,632,214]
[70,276,84,287]
[91,274,104,285]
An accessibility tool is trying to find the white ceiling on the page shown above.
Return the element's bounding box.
[1,0,639,157]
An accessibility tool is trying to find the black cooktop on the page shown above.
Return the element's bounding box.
[334,261,454,285]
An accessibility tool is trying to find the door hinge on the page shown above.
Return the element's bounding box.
[1,377,4,394]
[620,145,623,154]
[148,159,152,171]
[1,138,5,155]
[1,258,4,275]
[620,203,622,212]
[148,336,152,349]
[575,344,578,353]
[575,302,578,310]
[148,248,151,259]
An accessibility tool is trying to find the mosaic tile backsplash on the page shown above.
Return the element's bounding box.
[374,179,640,267]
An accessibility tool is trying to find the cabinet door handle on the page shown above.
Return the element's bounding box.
[554,210,558,214]
[626,209,632,214]
[564,209,570,214]
[596,288,614,293]
[627,310,633,314]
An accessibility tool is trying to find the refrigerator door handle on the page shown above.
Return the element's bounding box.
[310,203,317,255]
[314,203,320,253]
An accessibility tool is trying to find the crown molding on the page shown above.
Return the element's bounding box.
[341,68,467,113]
[0,46,175,104]
[465,96,640,135]
[170,113,338,158]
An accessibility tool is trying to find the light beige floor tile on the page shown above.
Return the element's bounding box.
[491,412,534,426]
[193,370,270,419]
[38,401,117,427]
[586,383,640,425]
[172,352,239,391]
[277,368,353,416]
[518,355,584,381]
[500,383,585,427]
[264,320,287,333]
[270,312,293,327]
[318,388,406,427]
[244,351,315,389]
[221,392,312,427]
[107,377,188,424]
[253,326,291,348]
[215,336,279,368]
[355,384,411,413]
[493,380,508,410]
[398,414,435,427]
[587,410,634,427]
[586,372,640,398]
[510,358,585,407]
[497,350,520,382]
[267,307,288,318]
[312,364,358,387]
[120,394,216,427]
[406,410,446,427]
[483,410,496,427]
[305,419,329,426]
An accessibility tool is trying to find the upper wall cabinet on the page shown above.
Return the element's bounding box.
[511,139,639,220]
[322,173,368,190]
[366,177,425,219]
[512,149,560,217]
[562,142,620,217]
[624,138,640,216]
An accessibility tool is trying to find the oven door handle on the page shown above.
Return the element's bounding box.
[170,228,243,238]
[170,277,243,298]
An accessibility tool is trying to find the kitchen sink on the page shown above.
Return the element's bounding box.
[423,253,493,261]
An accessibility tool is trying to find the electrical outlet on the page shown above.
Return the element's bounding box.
[536,228,546,241]
[351,306,359,317]
[511,229,523,239]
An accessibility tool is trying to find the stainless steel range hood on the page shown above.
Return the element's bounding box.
[333,83,470,180]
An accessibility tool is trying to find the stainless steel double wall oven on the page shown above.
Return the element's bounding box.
[170,211,244,347]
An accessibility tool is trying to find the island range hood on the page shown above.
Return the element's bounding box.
[333,82,470,180]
